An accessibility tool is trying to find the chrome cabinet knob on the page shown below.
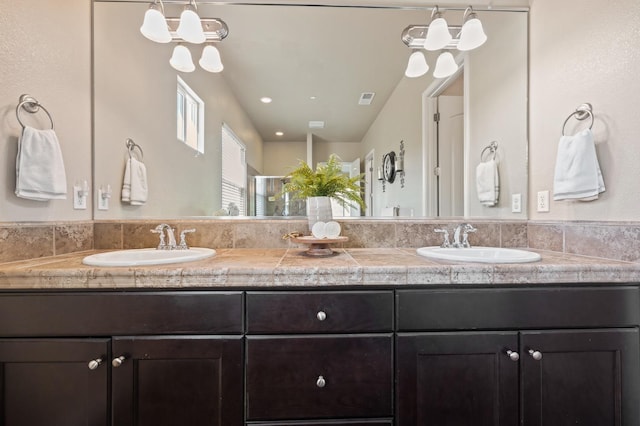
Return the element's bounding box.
[316,375,326,388]
[88,357,103,370]
[316,311,327,321]
[528,349,543,361]
[112,356,126,367]
[506,350,519,361]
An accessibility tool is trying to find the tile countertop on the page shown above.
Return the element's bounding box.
[0,248,639,290]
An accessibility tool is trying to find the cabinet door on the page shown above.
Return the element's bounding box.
[396,332,519,426]
[521,329,640,426]
[111,336,243,426]
[0,338,109,426]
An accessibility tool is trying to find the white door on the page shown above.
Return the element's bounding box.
[437,96,464,217]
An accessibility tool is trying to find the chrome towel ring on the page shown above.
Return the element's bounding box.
[16,94,54,130]
[480,141,498,161]
[562,103,594,136]
[126,138,144,160]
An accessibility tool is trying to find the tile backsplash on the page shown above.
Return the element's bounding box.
[0,219,638,264]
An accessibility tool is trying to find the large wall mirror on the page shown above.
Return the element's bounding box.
[93,0,528,219]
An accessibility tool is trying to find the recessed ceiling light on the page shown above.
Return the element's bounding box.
[260,97,272,104]
[275,131,284,136]
[309,96,317,100]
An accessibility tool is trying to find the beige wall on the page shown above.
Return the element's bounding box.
[262,141,307,176]
[0,0,91,222]
[529,0,640,220]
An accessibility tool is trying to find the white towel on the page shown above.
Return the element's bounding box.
[476,159,499,206]
[121,157,148,205]
[15,126,67,201]
[553,129,605,201]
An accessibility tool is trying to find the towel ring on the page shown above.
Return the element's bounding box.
[15,94,54,130]
[126,138,144,160]
[480,141,498,161]
[562,103,594,136]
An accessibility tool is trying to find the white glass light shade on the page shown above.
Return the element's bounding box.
[177,6,206,44]
[424,17,452,51]
[140,6,171,43]
[433,52,458,79]
[169,45,195,72]
[457,17,487,51]
[199,45,224,73]
[404,51,429,78]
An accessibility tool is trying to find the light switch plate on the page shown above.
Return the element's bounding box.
[73,184,87,210]
[97,189,109,210]
[511,193,522,213]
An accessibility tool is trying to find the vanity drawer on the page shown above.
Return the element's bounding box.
[0,292,243,336]
[397,286,640,331]
[246,291,393,333]
[246,335,393,420]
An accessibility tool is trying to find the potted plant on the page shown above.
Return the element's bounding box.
[280,154,365,232]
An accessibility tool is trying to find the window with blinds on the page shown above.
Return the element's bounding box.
[176,76,204,154]
[221,124,247,215]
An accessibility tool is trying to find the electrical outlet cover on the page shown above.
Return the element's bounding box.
[537,190,550,212]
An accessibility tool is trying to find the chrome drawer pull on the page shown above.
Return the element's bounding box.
[88,357,103,370]
[316,311,327,321]
[528,349,543,361]
[506,350,519,361]
[316,375,326,388]
[112,355,126,367]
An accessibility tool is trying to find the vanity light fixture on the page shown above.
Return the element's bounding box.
[401,5,485,79]
[423,6,452,51]
[169,44,196,73]
[433,51,459,79]
[141,1,229,73]
[457,6,487,51]
[140,0,171,43]
[404,51,429,78]
[199,44,223,72]
[177,0,206,44]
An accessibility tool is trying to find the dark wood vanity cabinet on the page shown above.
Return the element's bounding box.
[0,291,244,426]
[396,287,640,426]
[1,285,639,426]
[245,291,395,425]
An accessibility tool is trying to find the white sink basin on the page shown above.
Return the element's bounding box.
[82,247,216,267]
[416,246,541,264]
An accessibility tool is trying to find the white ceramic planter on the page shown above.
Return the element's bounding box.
[306,196,333,233]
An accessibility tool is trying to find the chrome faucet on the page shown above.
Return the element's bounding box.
[151,224,177,250]
[453,223,477,248]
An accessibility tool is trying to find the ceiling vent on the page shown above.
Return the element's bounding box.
[308,120,325,129]
[358,92,375,105]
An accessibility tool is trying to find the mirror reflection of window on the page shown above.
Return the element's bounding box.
[176,76,204,154]
[221,124,247,215]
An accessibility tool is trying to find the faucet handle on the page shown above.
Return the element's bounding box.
[151,228,166,249]
[178,229,196,249]
[434,228,451,248]
[461,224,477,248]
